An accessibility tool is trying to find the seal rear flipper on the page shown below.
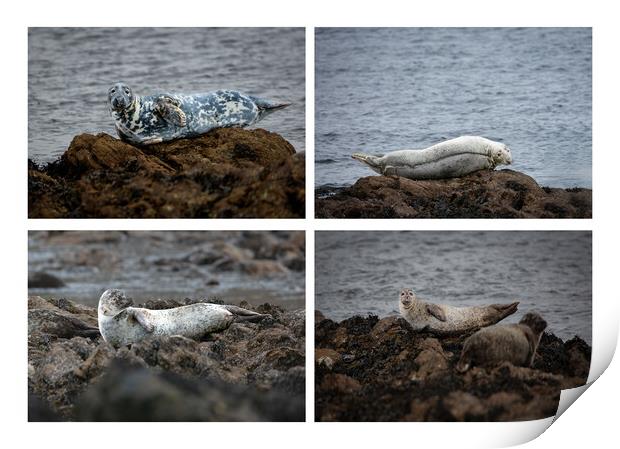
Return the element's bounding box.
[351,153,385,174]
[223,305,271,322]
[490,301,519,320]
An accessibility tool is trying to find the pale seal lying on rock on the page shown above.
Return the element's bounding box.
[98,289,268,347]
[352,136,512,180]
[108,82,290,145]
[456,311,548,372]
[399,288,519,336]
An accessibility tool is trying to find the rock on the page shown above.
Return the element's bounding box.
[315,348,342,369]
[28,271,65,288]
[316,170,592,218]
[74,360,304,422]
[314,310,591,422]
[320,373,362,394]
[29,129,305,218]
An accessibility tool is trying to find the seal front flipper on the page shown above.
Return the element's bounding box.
[426,303,447,322]
[129,309,155,333]
[154,97,187,127]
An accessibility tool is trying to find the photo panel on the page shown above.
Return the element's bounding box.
[28,231,306,421]
[28,27,306,218]
[315,28,592,218]
[315,231,591,421]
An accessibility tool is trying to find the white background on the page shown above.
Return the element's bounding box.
[3,0,619,447]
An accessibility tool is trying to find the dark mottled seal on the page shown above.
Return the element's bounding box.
[398,288,519,336]
[108,82,290,145]
[456,312,548,372]
[98,289,268,348]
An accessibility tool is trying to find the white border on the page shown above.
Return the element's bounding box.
[3,1,619,448]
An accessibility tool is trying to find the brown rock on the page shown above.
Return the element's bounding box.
[443,391,486,421]
[321,373,362,394]
[316,170,591,218]
[315,348,342,369]
[29,129,304,218]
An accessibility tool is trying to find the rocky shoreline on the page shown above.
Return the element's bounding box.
[315,312,590,421]
[315,170,592,218]
[28,296,305,421]
[28,129,305,218]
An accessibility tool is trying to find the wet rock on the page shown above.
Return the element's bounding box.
[74,360,304,422]
[28,271,65,288]
[28,296,305,421]
[315,311,591,422]
[29,129,305,218]
[316,170,592,218]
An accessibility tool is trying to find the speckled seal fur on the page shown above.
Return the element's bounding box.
[352,136,512,180]
[398,288,519,336]
[108,82,290,145]
[98,288,267,347]
[456,312,548,372]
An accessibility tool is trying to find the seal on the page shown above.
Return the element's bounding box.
[399,288,519,336]
[455,312,548,372]
[97,288,268,347]
[107,82,290,145]
[352,136,512,180]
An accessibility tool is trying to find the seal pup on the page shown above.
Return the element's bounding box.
[108,82,290,145]
[456,312,548,372]
[98,289,268,348]
[399,288,519,336]
[352,136,512,180]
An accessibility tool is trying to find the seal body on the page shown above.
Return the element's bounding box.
[456,312,548,372]
[97,289,265,347]
[108,82,290,145]
[399,288,519,336]
[352,136,512,180]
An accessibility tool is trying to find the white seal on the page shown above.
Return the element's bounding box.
[98,288,267,347]
[352,136,512,180]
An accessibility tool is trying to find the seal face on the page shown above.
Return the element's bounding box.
[352,136,512,180]
[456,312,548,372]
[398,288,519,336]
[97,288,267,348]
[107,82,290,145]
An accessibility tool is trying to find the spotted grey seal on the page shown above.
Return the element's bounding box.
[399,288,519,336]
[352,136,512,180]
[456,312,548,372]
[98,288,268,348]
[108,82,290,145]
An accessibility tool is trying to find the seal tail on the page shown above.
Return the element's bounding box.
[490,301,519,320]
[252,97,291,119]
[352,152,383,171]
[223,305,270,323]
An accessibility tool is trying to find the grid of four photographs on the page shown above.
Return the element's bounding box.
[27,27,592,424]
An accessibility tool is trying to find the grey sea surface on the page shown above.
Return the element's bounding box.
[315,27,592,189]
[28,231,305,310]
[316,231,592,344]
[28,27,305,162]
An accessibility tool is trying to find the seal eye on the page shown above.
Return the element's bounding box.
[124,88,130,94]
[111,88,116,94]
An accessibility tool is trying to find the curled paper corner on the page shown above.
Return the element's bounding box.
[553,383,592,423]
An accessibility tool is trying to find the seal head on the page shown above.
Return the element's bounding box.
[108,83,135,112]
